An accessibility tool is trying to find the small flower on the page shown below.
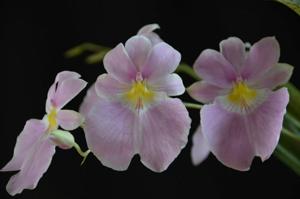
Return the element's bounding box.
[188,37,293,170]
[80,24,191,172]
[1,71,87,195]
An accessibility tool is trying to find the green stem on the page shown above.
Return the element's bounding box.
[176,63,201,80]
[77,42,104,52]
[65,42,108,58]
[85,49,110,64]
[73,143,91,165]
[183,102,202,109]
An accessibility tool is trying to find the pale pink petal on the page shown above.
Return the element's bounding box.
[142,42,181,81]
[139,98,191,172]
[1,119,48,171]
[51,77,87,110]
[125,35,152,68]
[79,85,99,116]
[191,127,210,165]
[249,63,293,89]
[46,84,56,113]
[201,88,289,171]
[148,74,185,96]
[241,37,280,80]
[95,74,130,99]
[57,110,84,131]
[140,32,162,45]
[82,100,136,171]
[193,49,237,88]
[245,88,289,161]
[187,81,228,103]
[220,37,246,71]
[137,24,162,45]
[201,103,255,171]
[6,139,55,196]
[55,71,81,83]
[46,71,82,113]
[103,43,137,83]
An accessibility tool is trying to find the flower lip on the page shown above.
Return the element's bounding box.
[217,79,268,115]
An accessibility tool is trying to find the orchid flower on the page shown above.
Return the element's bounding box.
[1,71,88,195]
[80,24,191,172]
[188,37,293,171]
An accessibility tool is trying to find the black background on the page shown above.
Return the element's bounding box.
[1,0,300,198]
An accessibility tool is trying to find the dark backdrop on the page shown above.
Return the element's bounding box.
[1,1,300,199]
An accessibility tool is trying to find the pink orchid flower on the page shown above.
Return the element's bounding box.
[188,37,292,171]
[1,71,87,195]
[80,24,191,172]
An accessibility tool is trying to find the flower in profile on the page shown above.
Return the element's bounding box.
[1,71,87,195]
[80,24,191,172]
[188,37,292,170]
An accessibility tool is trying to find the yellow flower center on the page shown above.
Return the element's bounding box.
[47,108,58,130]
[227,82,257,108]
[123,81,155,110]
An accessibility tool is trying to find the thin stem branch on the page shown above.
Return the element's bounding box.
[176,63,201,80]
[274,127,300,175]
[73,143,91,165]
[65,42,108,58]
[77,42,104,52]
[183,102,202,110]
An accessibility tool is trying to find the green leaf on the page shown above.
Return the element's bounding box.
[286,83,300,120]
[274,128,300,175]
[275,0,300,16]
[284,112,300,134]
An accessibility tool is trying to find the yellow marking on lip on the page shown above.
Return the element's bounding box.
[48,108,58,130]
[123,81,155,110]
[227,82,257,108]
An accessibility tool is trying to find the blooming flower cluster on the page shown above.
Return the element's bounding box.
[0,24,294,196]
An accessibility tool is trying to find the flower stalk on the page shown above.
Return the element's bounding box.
[73,143,91,165]
[183,102,202,110]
